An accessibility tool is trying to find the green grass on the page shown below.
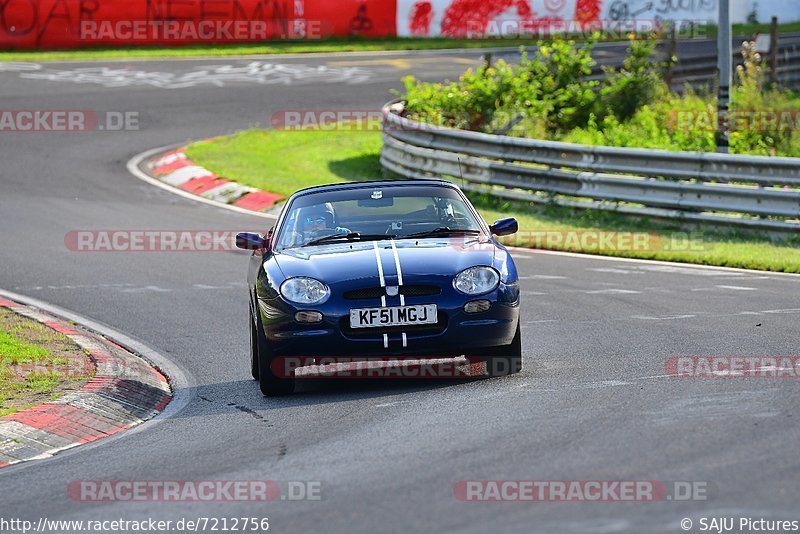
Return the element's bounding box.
[0,331,50,365]
[2,20,800,62]
[186,127,800,273]
[0,37,552,62]
[4,22,800,62]
[186,127,383,196]
[0,309,93,417]
[727,21,800,36]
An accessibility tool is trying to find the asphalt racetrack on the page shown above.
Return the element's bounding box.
[1,46,800,533]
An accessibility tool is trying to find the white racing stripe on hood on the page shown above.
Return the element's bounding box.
[373,241,387,308]
[390,239,407,348]
[373,241,388,349]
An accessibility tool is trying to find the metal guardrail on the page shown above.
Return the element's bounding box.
[586,33,800,91]
[380,101,800,231]
[666,50,800,91]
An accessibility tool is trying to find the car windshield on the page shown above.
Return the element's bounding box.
[275,185,485,250]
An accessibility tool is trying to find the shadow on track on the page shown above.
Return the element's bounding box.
[168,373,500,417]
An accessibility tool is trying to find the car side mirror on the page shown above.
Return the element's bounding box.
[236,232,267,250]
[490,218,518,236]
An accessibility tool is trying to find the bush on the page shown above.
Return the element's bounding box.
[599,35,666,122]
[401,59,517,131]
[402,36,601,135]
[728,40,800,156]
[400,36,800,157]
[510,39,599,132]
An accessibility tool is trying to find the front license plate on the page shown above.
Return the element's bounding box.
[349,304,438,329]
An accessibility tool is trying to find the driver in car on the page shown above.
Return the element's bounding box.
[298,203,351,245]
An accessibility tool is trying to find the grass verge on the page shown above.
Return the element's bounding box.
[186,128,800,273]
[3,23,799,62]
[1,37,554,62]
[0,308,94,417]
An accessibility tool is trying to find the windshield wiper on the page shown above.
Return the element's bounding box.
[303,233,396,247]
[398,227,482,240]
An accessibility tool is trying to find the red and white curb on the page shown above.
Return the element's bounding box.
[0,297,172,468]
[146,148,284,214]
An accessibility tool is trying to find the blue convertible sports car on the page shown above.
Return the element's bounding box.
[236,180,521,395]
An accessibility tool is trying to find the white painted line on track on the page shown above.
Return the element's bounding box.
[715,285,758,291]
[691,285,760,292]
[630,314,697,320]
[630,308,800,320]
[587,268,644,275]
[635,265,749,277]
[510,248,800,278]
[585,288,642,294]
[374,400,410,408]
[633,374,681,380]
[127,144,277,221]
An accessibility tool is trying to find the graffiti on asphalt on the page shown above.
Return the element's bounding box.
[16,61,373,89]
[0,62,42,71]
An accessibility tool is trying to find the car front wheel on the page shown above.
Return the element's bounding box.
[249,303,260,380]
[476,323,522,377]
[253,304,295,396]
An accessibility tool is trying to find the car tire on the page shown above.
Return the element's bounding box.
[479,322,522,377]
[249,303,259,380]
[254,304,295,396]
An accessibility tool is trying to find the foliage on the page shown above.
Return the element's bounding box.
[598,35,665,121]
[401,36,800,157]
[402,35,603,135]
[402,34,663,134]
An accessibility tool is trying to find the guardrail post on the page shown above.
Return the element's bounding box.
[769,16,779,85]
[482,53,493,71]
[716,0,732,154]
[665,25,677,88]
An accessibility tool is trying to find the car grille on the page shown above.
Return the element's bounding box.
[343,285,442,300]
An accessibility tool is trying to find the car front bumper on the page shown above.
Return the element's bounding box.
[258,282,520,357]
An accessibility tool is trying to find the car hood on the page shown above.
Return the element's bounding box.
[273,238,500,287]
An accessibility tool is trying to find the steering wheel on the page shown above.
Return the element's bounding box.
[310,228,337,237]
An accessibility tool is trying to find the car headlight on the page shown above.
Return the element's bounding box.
[453,266,500,295]
[280,277,330,305]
